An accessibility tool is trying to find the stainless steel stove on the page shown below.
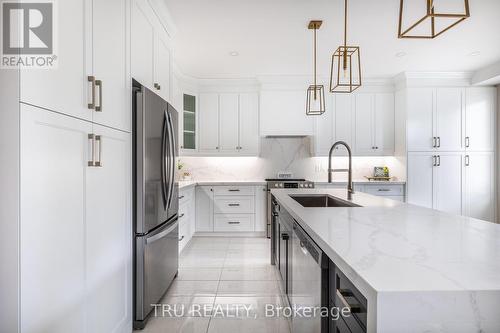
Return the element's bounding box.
[265,178,314,238]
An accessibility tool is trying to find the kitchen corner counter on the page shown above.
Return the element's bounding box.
[179,180,267,190]
[271,188,500,333]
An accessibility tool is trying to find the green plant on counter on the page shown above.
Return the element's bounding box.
[177,160,184,171]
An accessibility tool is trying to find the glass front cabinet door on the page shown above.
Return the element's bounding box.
[182,94,196,151]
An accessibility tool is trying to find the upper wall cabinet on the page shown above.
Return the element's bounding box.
[20,0,130,132]
[313,92,394,156]
[198,92,259,155]
[260,90,314,136]
[181,94,197,151]
[406,87,495,153]
[132,0,172,102]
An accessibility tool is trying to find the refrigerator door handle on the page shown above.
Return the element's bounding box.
[145,220,178,245]
[160,114,168,210]
[166,111,176,210]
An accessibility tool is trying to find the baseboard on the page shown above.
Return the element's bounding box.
[193,232,267,238]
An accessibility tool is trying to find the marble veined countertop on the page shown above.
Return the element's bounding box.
[271,188,500,333]
[179,180,406,190]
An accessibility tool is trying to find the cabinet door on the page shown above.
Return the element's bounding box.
[464,152,495,222]
[239,93,260,154]
[407,88,434,151]
[433,152,463,215]
[407,153,434,209]
[465,88,496,152]
[20,0,91,121]
[255,186,267,232]
[333,94,353,156]
[374,93,395,154]
[20,105,91,333]
[219,94,239,152]
[154,33,172,102]
[435,88,463,151]
[86,125,131,333]
[199,94,220,152]
[131,0,154,90]
[314,94,334,156]
[354,94,374,154]
[195,186,214,232]
[92,0,130,131]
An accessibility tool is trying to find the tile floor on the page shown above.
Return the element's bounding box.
[136,237,290,333]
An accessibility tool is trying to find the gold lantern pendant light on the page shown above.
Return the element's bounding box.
[329,0,361,93]
[306,20,325,116]
[398,0,470,39]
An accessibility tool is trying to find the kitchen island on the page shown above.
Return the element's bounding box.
[271,188,500,333]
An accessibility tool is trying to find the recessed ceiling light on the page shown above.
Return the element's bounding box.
[395,52,406,58]
[229,51,239,57]
[468,51,481,57]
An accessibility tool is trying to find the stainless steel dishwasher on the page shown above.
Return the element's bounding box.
[291,221,329,333]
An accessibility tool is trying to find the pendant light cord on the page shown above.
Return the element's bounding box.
[314,26,317,99]
[343,0,348,70]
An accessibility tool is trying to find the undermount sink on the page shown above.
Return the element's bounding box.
[290,195,361,208]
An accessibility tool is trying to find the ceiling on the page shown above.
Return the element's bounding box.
[164,0,500,80]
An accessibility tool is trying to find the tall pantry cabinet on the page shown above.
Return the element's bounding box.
[2,0,176,332]
[405,87,496,222]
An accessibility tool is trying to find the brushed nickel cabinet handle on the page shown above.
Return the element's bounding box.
[432,155,436,167]
[432,137,436,148]
[154,83,161,90]
[178,195,185,200]
[437,136,441,148]
[228,221,240,225]
[228,189,240,192]
[228,203,240,207]
[179,236,185,241]
[437,155,441,167]
[465,155,470,166]
[95,80,103,112]
[87,76,96,109]
[179,213,185,218]
[377,189,390,192]
[88,134,95,167]
[94,135,102,167]
[336,289,362,313]
[465,136,470,148]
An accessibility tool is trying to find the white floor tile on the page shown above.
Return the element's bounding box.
[177,268,222,281]
[158,295,216,317]
[213,296,283,318]
[136,317,210,333]
[207,318,290,333]
[217,280,280,296]
[220,266,277,281]
[167,280,219,296]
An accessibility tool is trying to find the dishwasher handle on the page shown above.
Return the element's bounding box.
[293,222,324,266]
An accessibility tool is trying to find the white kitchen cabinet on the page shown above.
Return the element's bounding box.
[334,94,354,149]
[354,94,375,155]
[179,186,196,253]
[131,0,172,101]
[131,0,154,90]
[91,0,130,131]
[198,92,259,155]
[20,105,90,333]
[21,0,129,131]
[354,93,394,155]
[154,33,172,102]
[20,105,132,333]
[219,94,240,152]
[260,90,314,136]
[407,152,434,209]
[407,88,434,151]
[464,152,495,222]
[255,186,268,233]
[374,93,395,154]
[435,88,463,152]
[20,0,90,122]
[432,152,464,215]
[313,96,334,155]
[198,94,220,152]
[465,88,496,152]
[195,186,214,232]
[239,93,260,154]
[86,124,131,333]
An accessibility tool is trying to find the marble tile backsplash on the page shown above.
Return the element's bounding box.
[179,137,406,182]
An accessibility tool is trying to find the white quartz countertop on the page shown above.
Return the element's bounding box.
[271,188,500,293]
[315,180,406,185]
[179,180,267,189]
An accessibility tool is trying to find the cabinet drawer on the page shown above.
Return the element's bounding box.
[362,184,404,196]
[214,214,254,232]
[214,196,255,214]
[334,268,367,332]
[178,189,193,206]
[213,186,255,196]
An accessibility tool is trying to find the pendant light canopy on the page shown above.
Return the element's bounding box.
[306,20,325,116]
[398,0,470,39]
[330,0,361,93]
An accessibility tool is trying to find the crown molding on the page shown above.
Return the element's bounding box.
[148,0,177,37]
[394,71,473,89]
[471,61,500,86]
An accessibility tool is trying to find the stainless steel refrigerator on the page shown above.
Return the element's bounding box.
[132,80,179,329]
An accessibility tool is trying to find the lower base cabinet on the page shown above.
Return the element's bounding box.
[179,186,196,253]
[20,105,131,333]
